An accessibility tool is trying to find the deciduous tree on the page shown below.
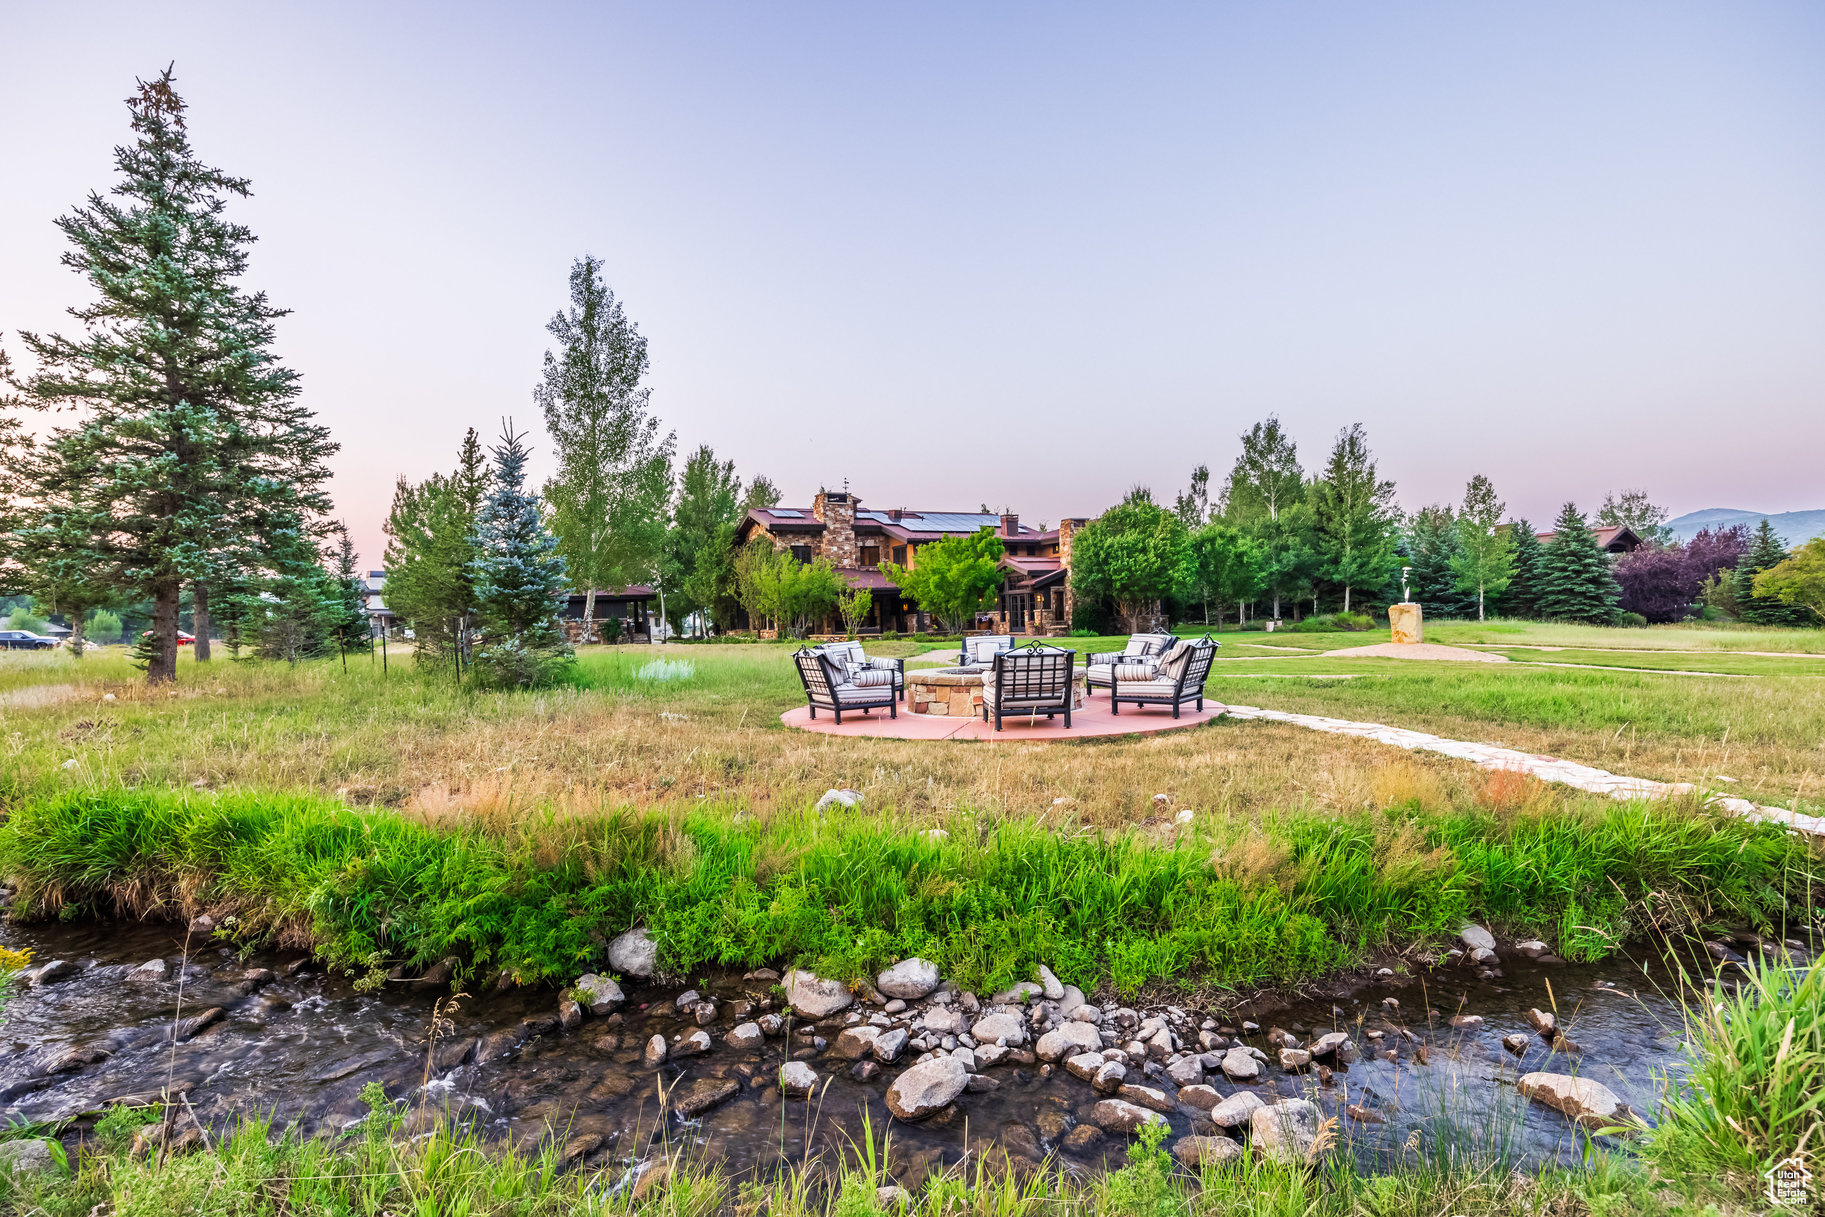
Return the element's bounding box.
[1219,416,1311,619]
[1598,489,1673,547]
[1753,537,1825,624]
[1449,475,1515,621]
[1070,489,1189,632]
[383,429,488,667]
[1735,521,1813,626]
[882,527,1006,635]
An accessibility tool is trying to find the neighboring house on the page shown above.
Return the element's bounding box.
[1534,524,1644,555]
[360,571,397,636]
[736,489,1090,635]
[558,589,656,643]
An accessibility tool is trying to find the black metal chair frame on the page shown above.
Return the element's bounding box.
[1110,636,1219,718]
[814,640,905,700]
[793,649,897,724]
[982,642,1077,731]
[1086,633,1180,671]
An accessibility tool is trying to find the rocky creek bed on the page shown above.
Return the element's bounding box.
[1,917,1816,1184]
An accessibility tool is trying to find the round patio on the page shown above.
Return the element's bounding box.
[780,694,1228,742]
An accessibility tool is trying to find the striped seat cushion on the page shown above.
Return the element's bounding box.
[1113,662,1157,682]
[831,682,894,704]
[850,668,898,688]
[1117,679,1184,697]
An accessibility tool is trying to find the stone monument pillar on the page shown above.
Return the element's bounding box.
[1389,602,1423,645]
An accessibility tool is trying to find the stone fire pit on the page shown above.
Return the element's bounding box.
[907,666,1087,718]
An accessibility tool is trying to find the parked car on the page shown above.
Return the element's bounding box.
[0,630,57,650]
[137,630,197,646]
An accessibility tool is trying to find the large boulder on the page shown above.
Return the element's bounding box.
[784,970,853,1018]
[0,1138,57,1176]
[1220,1046,1261,1082]
[886,1056,969,1121]
[1034,1021,1101,1062]
[1173,1135,1243,1167]
[1516,1072,1626,1129]
[877,958,940,1000]
[1250,1099,1322,1165]
[608,928,658,979]
[1210,1090,1267,1129]
[1458,923,1497,953]
[573,973,625,1015]
[1037,965,1065,1001]
[970,1012,1026,1047]
[1090,1098,1167,1134]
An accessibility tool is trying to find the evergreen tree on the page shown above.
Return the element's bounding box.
[1449,474,1515,621]
[256,527,339,665]
[1535,503,1621,623]
[1404,505,1476,618]
[9,70,336,684]
[1499,519,1546,617]
[384,429,488,668]
[327,524,371,650]
[1752,537,1825,625]
[470,422,573,687]
[537,255,676,640]
[1735,520,1811,626]
[1219,416,1311,619]
[1309,424,1400,613]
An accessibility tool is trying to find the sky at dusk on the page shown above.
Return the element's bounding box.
[4,2,1822,569]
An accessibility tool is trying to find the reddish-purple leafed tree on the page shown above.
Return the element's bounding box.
[1614,526,1748,622]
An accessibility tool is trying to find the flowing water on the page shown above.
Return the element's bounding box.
[0,918,1797,1181]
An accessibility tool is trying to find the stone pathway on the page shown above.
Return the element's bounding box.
[1220,704,1825,839]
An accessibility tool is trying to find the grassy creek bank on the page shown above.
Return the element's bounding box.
[0,784,1817,999]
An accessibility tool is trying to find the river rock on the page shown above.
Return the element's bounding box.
[1516,1072,1626,1129]
[1064,1052,1105,1082]
[1070,1004,1101,1024]
[1035,1021,1100,1061]
[1174,1134,1244,1167]
[970,1012,1026,1047]
[779,1060,818,1097]
[24,959,76,987]
[1037,965,1065,1001]
[1515,940,1550,958]
[1502,1034,1530,1056]
[1166,1056,1203,1086]
[784,970,853,1018]
[1058,985,1086,1018]
[673,1028,711,1058]
[1250,1099,1322,1165]
[1220,1047,1261,1081]
[608,928,658,979]
[758,1013,784,1037]
[1527,1008,1557,1036]
[644,1034,668,1067]
[1310,1032,1350,1058]
[1210,1089,1267,1129]
[1279,1047,1312,1071]
[1450,1014,1483,1028]
[873,1028,909,1063]
[1092,1060,1127,1094]
[1459,923,1496,953]
[672,1077,740,1119]
[0,1138,57,1176]
[886,1055,969,1120]
[128,959,167,982]
[1117,1083,1176,1114]
[1091,1098,1166,1134]
[1061,1124,1106,1155]
[992,981,1044,1004]
[170,1007,224,1042]
[1176,1083,1221,1111]
[876,958,940,1000]
[556,998,583,1032]
[573,973,625,1015]
[725,1022,764,1050]
[923,1007,965,1036]
[834,1026,882,1059]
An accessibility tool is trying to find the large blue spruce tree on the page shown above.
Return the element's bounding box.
[470,422,573,686]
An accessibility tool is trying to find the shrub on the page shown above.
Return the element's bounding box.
[1616,611,1648,628]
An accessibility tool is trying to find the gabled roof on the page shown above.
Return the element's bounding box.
[1533,524,1643,552]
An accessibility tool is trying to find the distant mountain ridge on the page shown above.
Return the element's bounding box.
[1668,508,1825,546]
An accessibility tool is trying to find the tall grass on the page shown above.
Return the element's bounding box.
[0,782,1813,999]
[1647,955,1825,1195]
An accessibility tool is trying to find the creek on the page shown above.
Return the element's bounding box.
[0,918,1797,1181]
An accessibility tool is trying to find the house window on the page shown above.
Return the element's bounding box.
[860,545,880,567]
[790,545,813,564]
[892,546,907,565]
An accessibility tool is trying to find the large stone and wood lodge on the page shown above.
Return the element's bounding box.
[736,489,1087,635]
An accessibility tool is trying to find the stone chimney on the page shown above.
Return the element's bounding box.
[811,489,858,566]
[999,513,1020,538]
[1058,518,1088,624]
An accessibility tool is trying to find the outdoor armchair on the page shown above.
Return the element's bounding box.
[814,639,904,699]
[793,649,898,724]
[1084,632,1179,689]
[981,642,1077,731]
[958,634,1016,669]
[1109,636,1218,718]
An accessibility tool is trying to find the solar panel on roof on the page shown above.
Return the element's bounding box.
[769,509,803,517]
